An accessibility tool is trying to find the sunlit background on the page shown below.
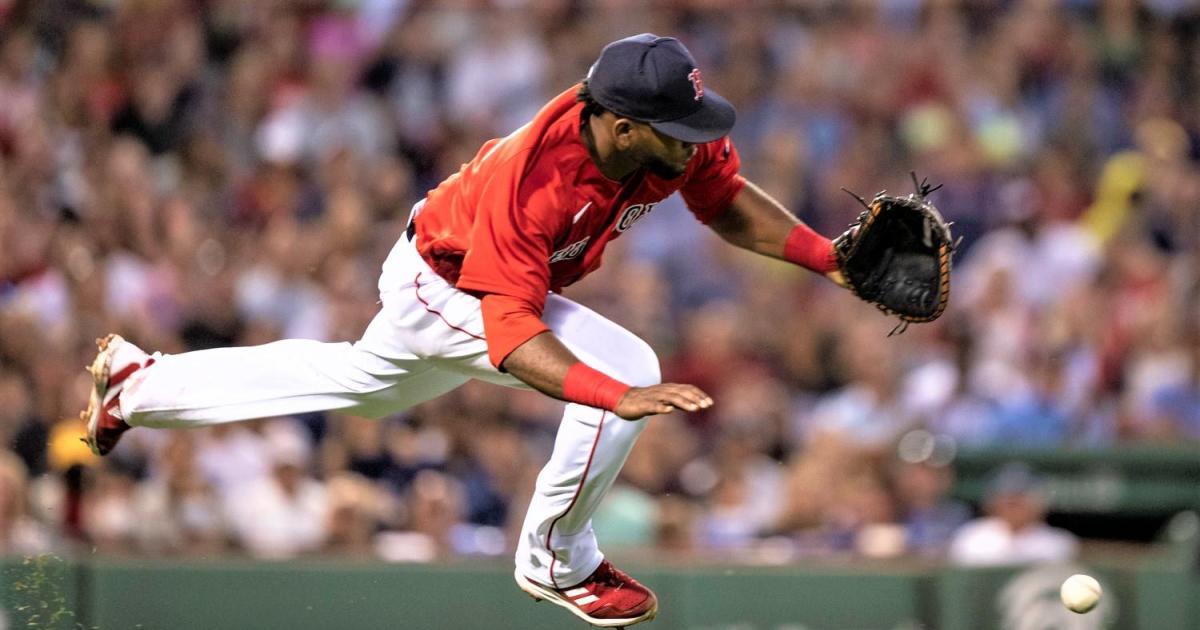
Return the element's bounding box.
[0,1,1198,628]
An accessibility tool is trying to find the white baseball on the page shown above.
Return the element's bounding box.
[1060,574,1102,614]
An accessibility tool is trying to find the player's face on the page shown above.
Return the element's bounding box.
[632,123,696,179]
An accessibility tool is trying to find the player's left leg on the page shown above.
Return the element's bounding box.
[82,216,479,456]
[82,333,470,455]
[496,295,662,627]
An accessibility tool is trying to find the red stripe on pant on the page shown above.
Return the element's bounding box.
[544,411,607,589]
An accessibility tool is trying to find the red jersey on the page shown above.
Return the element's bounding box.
[414,86,745,366]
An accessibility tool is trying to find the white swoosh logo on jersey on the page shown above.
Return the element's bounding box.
[572,202,592,224]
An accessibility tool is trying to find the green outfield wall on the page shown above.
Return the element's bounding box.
[953,447,1200,517]
[1,555,1195,630]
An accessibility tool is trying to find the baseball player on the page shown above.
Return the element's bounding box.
[83,34,847,627]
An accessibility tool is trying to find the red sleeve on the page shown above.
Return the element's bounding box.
[455,155,568,367]
[680,137,746,224]
[480,294,550,368]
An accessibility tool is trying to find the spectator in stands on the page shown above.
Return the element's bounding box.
[0,451,53,554]
[890,431,970,557]
[1144,329,1200,440]
[949,463,1078,566]
[695,422,786,550]
[405,469,466,558]
[324,471,394,557]
[82,464,137,553]
[772,431,902,557]
[133,433,226,555]
[985,349,1073,446]
[223,421,327,559]
[194,423,271,500]
[804,321,921,450]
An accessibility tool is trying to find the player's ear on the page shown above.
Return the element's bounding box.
[611,118,638,150]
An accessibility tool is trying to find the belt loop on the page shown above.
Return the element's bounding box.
[405,199,425,242]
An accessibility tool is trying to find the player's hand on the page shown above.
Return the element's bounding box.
[825,268,850,289]
[824,223,853,290]
[614,384,713,420]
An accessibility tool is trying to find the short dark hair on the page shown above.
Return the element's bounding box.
[576,80,610,120]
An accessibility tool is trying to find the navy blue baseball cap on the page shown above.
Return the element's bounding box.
[586,33,736,144]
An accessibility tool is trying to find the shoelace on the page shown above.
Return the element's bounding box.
[594,564,635,591]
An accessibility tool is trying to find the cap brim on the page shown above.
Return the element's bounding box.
[649,89,736,144]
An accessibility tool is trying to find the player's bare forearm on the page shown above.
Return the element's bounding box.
[501,331,579,398]
[710,181,804,258]
[502,332,714,419]
[709,180,846,285]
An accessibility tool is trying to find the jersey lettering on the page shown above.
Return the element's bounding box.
[549,236,590,263]
[614,202,659,233]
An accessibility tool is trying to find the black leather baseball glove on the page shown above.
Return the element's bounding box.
[833,174,958,334]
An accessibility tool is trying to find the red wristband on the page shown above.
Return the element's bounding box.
[783,223,837,274]
[562,363,631,411]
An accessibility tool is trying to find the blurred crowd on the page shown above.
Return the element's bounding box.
[0,0,1198,562]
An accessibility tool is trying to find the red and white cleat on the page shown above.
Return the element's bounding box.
[81,334,152,456]
[515,560,659,628]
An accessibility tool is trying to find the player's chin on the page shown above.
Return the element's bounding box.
[646,160,688,180]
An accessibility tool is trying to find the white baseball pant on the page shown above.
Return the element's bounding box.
[118,203,660,588]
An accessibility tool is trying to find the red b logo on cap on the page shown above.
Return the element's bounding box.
[687,68,704,101]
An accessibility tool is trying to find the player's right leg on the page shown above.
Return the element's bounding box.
[504,295,661,627]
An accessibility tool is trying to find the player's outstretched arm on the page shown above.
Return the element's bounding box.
[502,332,713,420]
[707,180,847,286]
